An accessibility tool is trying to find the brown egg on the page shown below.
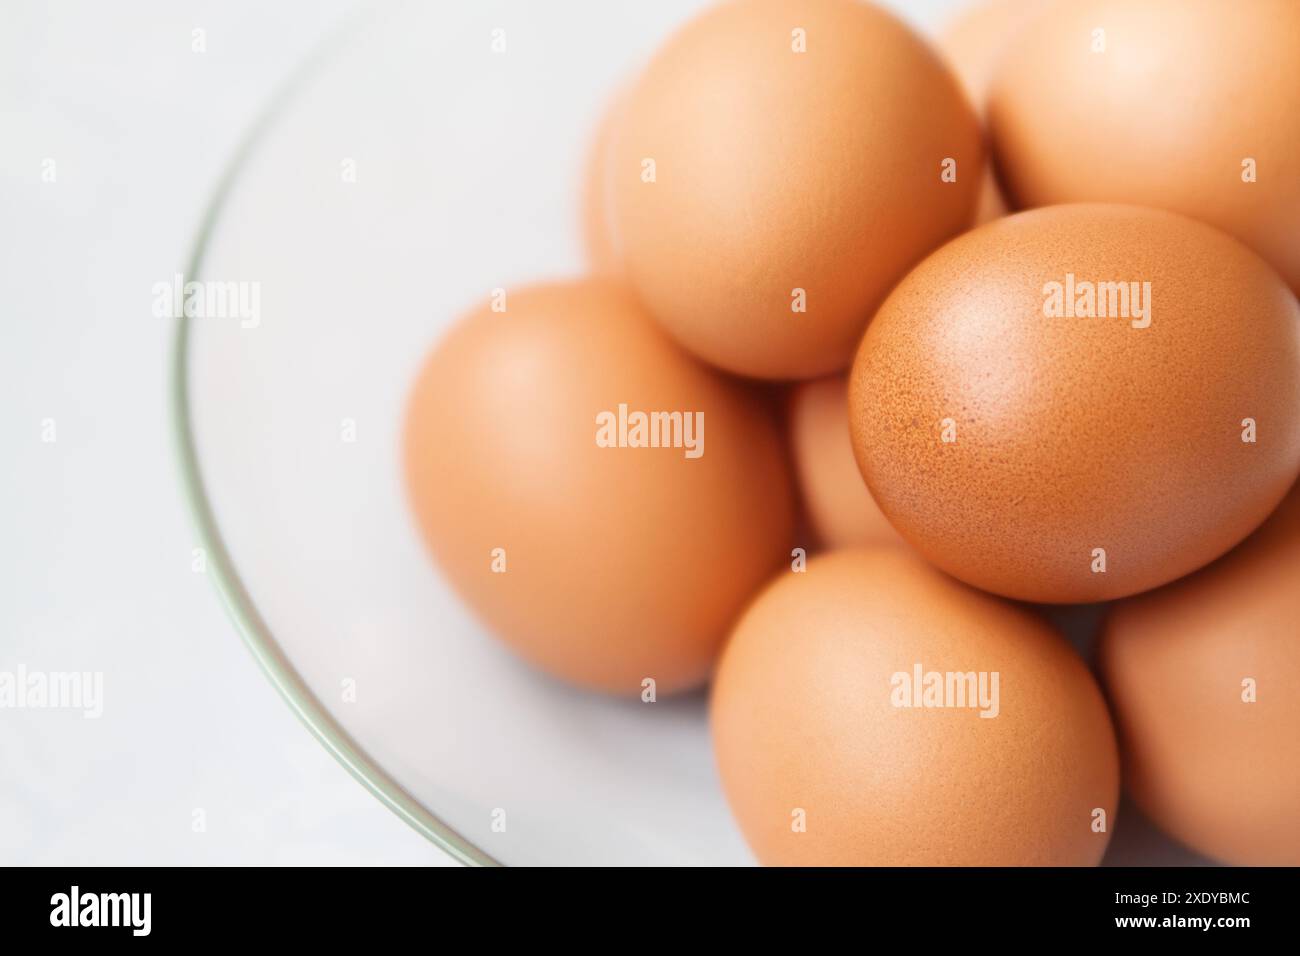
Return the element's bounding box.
[580,93,623,277]
[938,0,1044,110]
[989,0,1300,293]
[608,0,981,380]
[969,162,1008,226]
[404,280,794,696]
[936,0,1049,224]
[788,376,903,550]
[849,204,1300,604]
[712,548,1119,866]
[1099,483,1300,865]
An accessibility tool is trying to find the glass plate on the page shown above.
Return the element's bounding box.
[171,0,1212,867]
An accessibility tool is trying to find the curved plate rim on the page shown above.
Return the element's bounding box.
[167,10,498,868]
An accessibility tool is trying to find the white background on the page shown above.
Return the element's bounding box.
[2,0,962,866]
[0,0,457,865]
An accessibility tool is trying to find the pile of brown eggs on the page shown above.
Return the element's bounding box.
[404,0,1300,866]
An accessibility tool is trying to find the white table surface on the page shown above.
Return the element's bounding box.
[0,0,458,866]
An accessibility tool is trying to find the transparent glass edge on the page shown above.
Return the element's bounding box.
[166,9,501,869]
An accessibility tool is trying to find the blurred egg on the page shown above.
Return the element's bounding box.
[609,0,981,379]
[936,0,1049,224]
[1099,483,1300,865]
[970,153,1009,225]
[712,548,1119,866]
[849,204,1300,603]
[580,92,623,277]
[938,0,1043,109]
[989,0,1300,292]
[404,280,794,695]
[788,375,903,550]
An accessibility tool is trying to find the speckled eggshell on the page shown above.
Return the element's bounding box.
[1099,483,1300,865]
[849,203,1300,603]
[404,280,794,696]
[609,0,981,380]
[788,375,903,550]
[989,0,1300,293]
[712,548,1120,866]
